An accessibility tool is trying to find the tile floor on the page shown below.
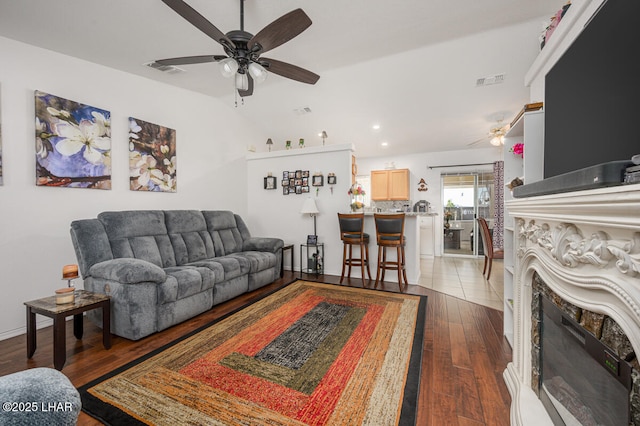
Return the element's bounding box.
[417,256,504,311]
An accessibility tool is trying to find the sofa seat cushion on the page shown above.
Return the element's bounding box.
[231,251,277,273]
[188,255,250,282]
[159,266,215,304]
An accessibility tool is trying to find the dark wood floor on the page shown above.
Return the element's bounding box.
[0,272,512,425]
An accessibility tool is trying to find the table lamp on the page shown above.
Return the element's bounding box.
[300,197,320,239]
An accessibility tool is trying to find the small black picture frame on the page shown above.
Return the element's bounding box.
[283,186,289,195]
[327,174,337,185]
[264,176,277,190]
[312,175,324,186]
[307,234,317,245]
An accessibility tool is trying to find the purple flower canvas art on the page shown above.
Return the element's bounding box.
[35,91,111,189]
[129,117,176,192]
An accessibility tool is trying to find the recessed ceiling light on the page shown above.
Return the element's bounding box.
[372,124,381,130]
[381,141,389,147]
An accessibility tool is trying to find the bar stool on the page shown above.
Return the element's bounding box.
[337,213,372,285]
[374,213,408,291]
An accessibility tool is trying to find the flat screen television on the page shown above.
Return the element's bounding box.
[543,0,640,179]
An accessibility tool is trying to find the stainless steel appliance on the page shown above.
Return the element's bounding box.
[413,200,430,212]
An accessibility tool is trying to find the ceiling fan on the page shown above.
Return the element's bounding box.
[155,0,320,97]
[467,120,510,146]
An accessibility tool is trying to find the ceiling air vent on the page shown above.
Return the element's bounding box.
[476,73,506,87]
[145,61,185,75]
[293,106,312,115]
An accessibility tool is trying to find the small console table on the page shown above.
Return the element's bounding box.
[24,290,111,370]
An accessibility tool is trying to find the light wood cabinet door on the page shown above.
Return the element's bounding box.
[371,169,409,200]
[388,169,409,200]
[371,170,389,200]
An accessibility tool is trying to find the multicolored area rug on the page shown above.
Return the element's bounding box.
[79,281,427,425]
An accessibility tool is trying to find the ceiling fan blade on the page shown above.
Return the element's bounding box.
[161,0,235,49]
[260,58,319,85]
[238,74,254,97]
[155,55,226,66]
[248,9,312,54]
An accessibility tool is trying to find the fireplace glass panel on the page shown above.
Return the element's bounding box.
[541,297,630,425]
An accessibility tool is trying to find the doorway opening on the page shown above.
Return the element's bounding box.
[441,172,494,256]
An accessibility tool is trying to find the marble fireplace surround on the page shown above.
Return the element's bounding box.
[503,185,640,425]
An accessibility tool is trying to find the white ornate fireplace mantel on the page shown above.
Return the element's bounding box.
[502,184,640,425]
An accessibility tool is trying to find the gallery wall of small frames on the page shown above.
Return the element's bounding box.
[263,171,338,195]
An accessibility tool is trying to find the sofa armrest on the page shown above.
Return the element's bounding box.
[88,258,166,284]
[0,368,81,425]
[243,237,284,253]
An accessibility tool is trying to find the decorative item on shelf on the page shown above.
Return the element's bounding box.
[300,197,320,242]
[510,142,524,158]
[266,138,273,152]
[62,264,79,289]
[299,138,305,148]
[507,177,524,190]
[540,1,571,49]
[264,173,277,190]
[348,182,365,212]
[417,178,428,192]
[285,140,291,150]
[320,130,328,146]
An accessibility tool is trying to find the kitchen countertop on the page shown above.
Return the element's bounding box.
[360,211,438,216]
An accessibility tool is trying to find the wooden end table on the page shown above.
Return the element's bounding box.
[281,244,294,277]
[24,289,111,370]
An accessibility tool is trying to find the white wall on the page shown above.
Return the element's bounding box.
[357,147,502,255]
[246,144,353,276]
[0,36,261,340]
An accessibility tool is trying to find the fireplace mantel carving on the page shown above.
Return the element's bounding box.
[503,185,640,425]
[517,219,640,278]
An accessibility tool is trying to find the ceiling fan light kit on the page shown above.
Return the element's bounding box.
[157,0,319,98]
[219,57,239,77]
[235,73,249,91]
[490,135,504,146]
[248,62,267,83]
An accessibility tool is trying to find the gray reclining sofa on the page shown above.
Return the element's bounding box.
[70,210,283,340]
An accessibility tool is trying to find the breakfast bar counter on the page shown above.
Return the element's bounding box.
[341,212,436,285]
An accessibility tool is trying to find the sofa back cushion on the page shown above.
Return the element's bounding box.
[164,210,216,265]
[202,211,245,256]
[98,211,176,268]
[70,218,114,278]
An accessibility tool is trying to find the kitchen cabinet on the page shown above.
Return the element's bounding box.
[371,169,409,200]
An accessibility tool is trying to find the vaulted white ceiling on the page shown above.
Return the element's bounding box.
[0,0,562,157]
